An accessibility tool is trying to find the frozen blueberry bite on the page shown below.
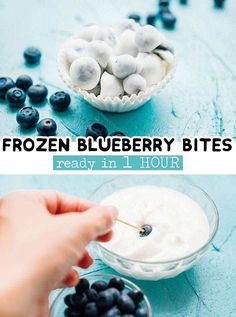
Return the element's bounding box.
[62,19,175,99]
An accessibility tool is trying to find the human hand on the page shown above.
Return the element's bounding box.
[0,190,118,317]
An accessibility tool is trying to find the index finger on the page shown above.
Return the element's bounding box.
[39,190,97,215]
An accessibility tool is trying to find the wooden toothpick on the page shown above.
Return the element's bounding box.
[117,218,144,232]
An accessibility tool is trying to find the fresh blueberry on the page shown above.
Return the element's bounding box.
[49,91,71,112]
[16,106,39,129]
[121,288,130,297]
[86,123,108,140]
[159,0,169,8]
[179,0,188,4]
[101,307,121,317]
[108,277,125,291]
[128,290,144,304]
[6,88,26,108]
[23,46,41,65]
[70,293,88,308]
[146,14,157,26]
[110,131,126,137]
[27,84,48,103]
[160,11,177,29]
[16,75,33,91]
[0,77,15,98]
[214,0,225,8]
[85,288,98,302]
[64,294,73,307]
[84,302,98,317]
[91,280,108,293]
[106,288,120,302]
[135,307,148,317]
[128,14,141,23]
[64,307,82,317]
[75,278,90,294]
[117,294,135,314]
[97,290,115,311]
[37,118,57,136]
[139,224,152,237]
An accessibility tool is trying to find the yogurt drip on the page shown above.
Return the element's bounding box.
[100,186,210,262]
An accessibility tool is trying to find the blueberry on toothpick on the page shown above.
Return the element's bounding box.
[139,224,152,237]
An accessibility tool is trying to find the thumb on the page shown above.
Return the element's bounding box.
[57,205,118,250]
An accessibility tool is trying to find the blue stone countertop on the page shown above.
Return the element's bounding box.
[0,0,235,139]
[0,175,235,317]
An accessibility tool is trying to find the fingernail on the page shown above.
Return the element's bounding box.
[105,205,119,218]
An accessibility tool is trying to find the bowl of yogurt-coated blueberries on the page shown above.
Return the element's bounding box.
[58,19,176,112]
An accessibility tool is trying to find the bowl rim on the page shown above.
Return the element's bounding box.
[50,273,153,316]
[91,175,219,265]
[57,33,177,104]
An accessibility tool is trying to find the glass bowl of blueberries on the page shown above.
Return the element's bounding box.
[50,274,152,317]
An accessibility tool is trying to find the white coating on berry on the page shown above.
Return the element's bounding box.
[100,72,124,98]
[137,53,166,86]
[135,25,165,53]
[65,39,88,64]
[93,26,117,47]
[69,56,101,90]
[123,74,147,95]
[114,29,138,57]
[85,40,113,68]
[77,25,99,42]
[111,55,137,79]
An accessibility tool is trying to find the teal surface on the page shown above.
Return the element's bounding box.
[0,0,236,139]
[0,175,235,317]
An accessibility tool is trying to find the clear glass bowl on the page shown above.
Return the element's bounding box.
[50,273,152,316]
[90,176,219,280]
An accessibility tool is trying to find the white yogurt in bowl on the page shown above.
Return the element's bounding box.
[91,176,219,280]
[100,186,210,262]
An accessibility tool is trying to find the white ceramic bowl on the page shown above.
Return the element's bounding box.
[89,176,219,281]
[50,273,153,317]
[58,35,176,113]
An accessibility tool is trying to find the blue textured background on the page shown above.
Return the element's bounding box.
[0,175,235,317]
[0,0,235,138]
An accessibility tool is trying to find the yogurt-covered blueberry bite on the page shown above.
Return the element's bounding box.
[63,19,175,98]
[69,56,101,90]
[100,186,210,262]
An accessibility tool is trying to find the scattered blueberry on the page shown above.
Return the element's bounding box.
[76,278,90,294]
[70,293,88,308]
[16,74,33,91]
[108,277,125,291]
[37,118,57,136]
[0,77,15,98]
[139,224,152,237]
[135,307,148,317]
[101,307,121,317]
[128,14,141,23]
[117,294,136,314]
[110,131,125,137]
[180,0,188,4]
[49,91,71,112]
[85,288,98,302]
[91,280,108,293]
[128,290,144,303]
[214,0,225,8]
[160,11,177,29]
[97,290,115,311]
[6,88,26,108]
[16,106,39,129]
[84,302,98,317]
[159,0,169,8]
[86,123,108,140]
[146,14,157,26]
[27,84,48,103]
[23,46,42,65]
